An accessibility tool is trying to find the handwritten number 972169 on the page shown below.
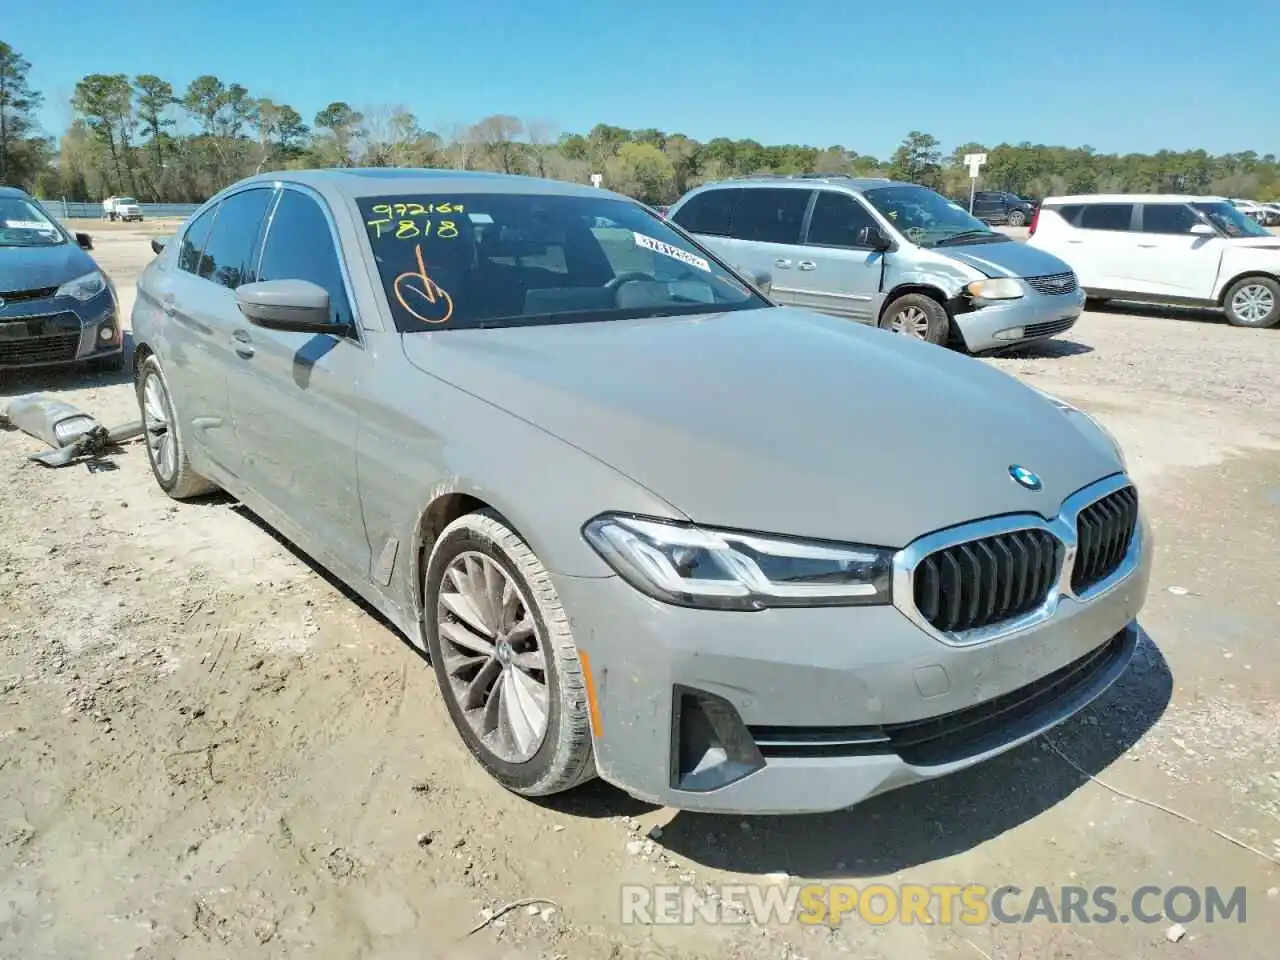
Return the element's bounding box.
[366,202,463,240]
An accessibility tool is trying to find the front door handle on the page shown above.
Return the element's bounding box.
[232,329,255,359]
[162,294,176,316]
[798,260,817,271]
[774,258,792,269]
[1136,243,1157,248]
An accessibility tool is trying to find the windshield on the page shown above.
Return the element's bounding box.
[1192,201,1271,238]
[0,196,66,248]
[359,193,766,331]
[861,184,1007,246]
[117,197,136,204]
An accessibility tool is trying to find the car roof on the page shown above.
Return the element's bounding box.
[0,185,32,198]
[683,175,910,195]
[1042,193,1229,204]
[222,168,624,203]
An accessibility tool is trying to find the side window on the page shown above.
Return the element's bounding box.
[805,191,879,248]
[1139,204,1202,235]
[178,204,218,275]
[671,189,738,236]
[197,187,274,289]
[1078,204,1134,232]
[1053,204,1084,225]
[733,188,810,245]
[257,189,353,329]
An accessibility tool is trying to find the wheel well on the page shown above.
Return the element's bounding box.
[132,343,152,377]
[409,492,488,638]
[1217,271,1280,307]
[879,284,965,347]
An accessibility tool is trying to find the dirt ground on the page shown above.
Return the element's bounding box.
[1,230,1278,960]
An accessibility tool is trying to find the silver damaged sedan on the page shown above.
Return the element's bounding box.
[131,169,1152,815]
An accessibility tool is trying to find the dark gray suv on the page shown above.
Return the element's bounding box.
[0,186,123,372]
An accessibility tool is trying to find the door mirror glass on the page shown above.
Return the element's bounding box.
[150,236,167,256]
[748,270,772,296]
[235,279,343,334]
[75,232,93,250]
[856,225,892,251]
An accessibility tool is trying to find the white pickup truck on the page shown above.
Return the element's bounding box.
[103,196,143,222]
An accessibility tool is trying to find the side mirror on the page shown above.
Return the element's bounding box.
[1189,223,1216,237]
[857,225,893,251]
[235,279,343,334]
[150,236,168,256]
[75,232,93,250]
[749,270,772,296]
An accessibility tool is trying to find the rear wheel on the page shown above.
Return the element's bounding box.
[424,510,596,797]
[1223,276,1280,328]
[136,354,217,499]
[1007,209,1027,227]
[879,293,950,346]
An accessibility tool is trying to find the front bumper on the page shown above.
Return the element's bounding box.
[953,285,1086,353]
[0,288,121,370]
[555,509,1150,815]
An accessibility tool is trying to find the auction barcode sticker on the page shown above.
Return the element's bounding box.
[634,233,711,272]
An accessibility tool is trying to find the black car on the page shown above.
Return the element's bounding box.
[969,190,1039,227]
[0,186,122,372]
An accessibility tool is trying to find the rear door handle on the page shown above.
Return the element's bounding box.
[162,294,176,316]
[774,258,792,269]
[232,329,255,359]
[1136,243,1157,248]
[798,260,817,271]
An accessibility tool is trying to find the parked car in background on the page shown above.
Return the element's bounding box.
[1028,194,1280,328]
[131,167,1149,815]
[1229,198,1266,224]
[103,196,143,222]
[1256,202,1280,227]
[668,175,1084,351]
[0,186,123,371]
[970,190,1039,227]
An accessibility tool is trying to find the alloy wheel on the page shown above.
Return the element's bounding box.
[889,306,932,339]
[142,372,177,483]
[436,551,549,763]
[1231,283,1275,325]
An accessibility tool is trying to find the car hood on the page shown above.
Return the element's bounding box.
[1225,235,1280,251]
[939,239,1072,279]
[0,242,94,292]
[401,307,1121,547]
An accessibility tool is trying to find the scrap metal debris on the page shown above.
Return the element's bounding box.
[1,393,143,468]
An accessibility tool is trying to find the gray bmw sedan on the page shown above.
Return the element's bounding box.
[131,169,1150,814]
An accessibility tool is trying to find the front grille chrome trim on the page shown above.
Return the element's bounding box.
[892,473,1141,647]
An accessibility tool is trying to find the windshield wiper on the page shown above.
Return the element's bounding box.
[934,230,1004,246]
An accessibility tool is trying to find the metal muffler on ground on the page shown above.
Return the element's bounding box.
[0,393,144,467]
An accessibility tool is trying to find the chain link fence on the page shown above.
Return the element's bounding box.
[35,199,201,221]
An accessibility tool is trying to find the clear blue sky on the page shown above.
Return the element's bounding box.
[8,0,1279,159]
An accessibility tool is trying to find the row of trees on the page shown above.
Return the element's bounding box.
[3,40,1279,207]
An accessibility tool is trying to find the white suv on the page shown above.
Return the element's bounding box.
[1027,194,1280,328]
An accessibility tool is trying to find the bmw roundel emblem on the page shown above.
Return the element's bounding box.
[1009,465,1043,491]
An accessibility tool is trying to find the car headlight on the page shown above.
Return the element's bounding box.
[582,514,894,611]
[1031,387,1127,469]
[964,278,1023,300]
[56,270,107,301]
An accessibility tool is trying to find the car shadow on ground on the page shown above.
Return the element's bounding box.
[986,338,1094,360]
[0,333,136,397]
[647,628,1172,877]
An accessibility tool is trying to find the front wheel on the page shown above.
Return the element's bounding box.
[424,510,596,797]
[1223,276,1280,328]
[879,293,950,346]
[135,354,217,499]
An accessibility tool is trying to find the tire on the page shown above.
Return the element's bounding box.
[1007,209,1027,227]
[879,292,950,346]
[423,509,596,797]
[135,354,217,499]
[1085,296,1110,309]
[1223,276,1280,329]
